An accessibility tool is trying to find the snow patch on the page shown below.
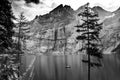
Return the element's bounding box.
[105,13,115,19]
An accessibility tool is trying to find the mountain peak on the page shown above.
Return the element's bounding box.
[64,5,72,10]
[64,5,74,13]
[92,6,106,11]
[50,4,64,13]
[114,7,120,13]
[32,4,74,26]
[49,4,74,15]
[76,3,87,11]
[76,3,91,14]
[116,7,120,11]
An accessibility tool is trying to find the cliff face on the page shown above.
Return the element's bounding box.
[92,6,112,20]
[100,7,120,53]
[27,4,75,36]
[23,4,120,54]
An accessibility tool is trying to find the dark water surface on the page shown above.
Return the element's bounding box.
[23,54,120,80]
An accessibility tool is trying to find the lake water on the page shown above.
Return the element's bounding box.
[21,54,120,80]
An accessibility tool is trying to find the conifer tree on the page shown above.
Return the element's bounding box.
[16,12,30,51]
[0,0,20,80]
[75,3,103,80]
[14,12,30,79]
[0,0,15,53]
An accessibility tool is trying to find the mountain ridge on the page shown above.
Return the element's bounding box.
[23,3,120,54]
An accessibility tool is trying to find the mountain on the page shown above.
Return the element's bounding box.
[21,4,120,54]
[23,4,75,39]
[35,4,75,29]
[92,6,112,20]
[100,6,120,53]
[20,4,77,53]
[76,3,88,14]
[113,7,120,14]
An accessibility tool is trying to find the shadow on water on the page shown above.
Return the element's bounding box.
[23,54,120,80]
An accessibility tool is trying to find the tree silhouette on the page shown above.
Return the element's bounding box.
[0,0,15,53]
[0,1,20,80]
[75,3,103,80]
[16,12,30,51]
[14,12,31,79]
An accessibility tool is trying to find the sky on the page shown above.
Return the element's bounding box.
[11,0,120,20]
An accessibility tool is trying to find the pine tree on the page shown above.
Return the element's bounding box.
[0,0,15,53]
[75,3,103,80]
[16,12,30,51]
[14,12,30,79]
[0,1,20,80]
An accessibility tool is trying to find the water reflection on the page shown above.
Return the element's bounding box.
[29,54,120,80]
[20,54,35,80]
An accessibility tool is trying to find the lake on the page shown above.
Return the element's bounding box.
[21,54,120,80]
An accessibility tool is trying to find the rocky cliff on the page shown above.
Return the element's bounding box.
[22,4,120,54]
